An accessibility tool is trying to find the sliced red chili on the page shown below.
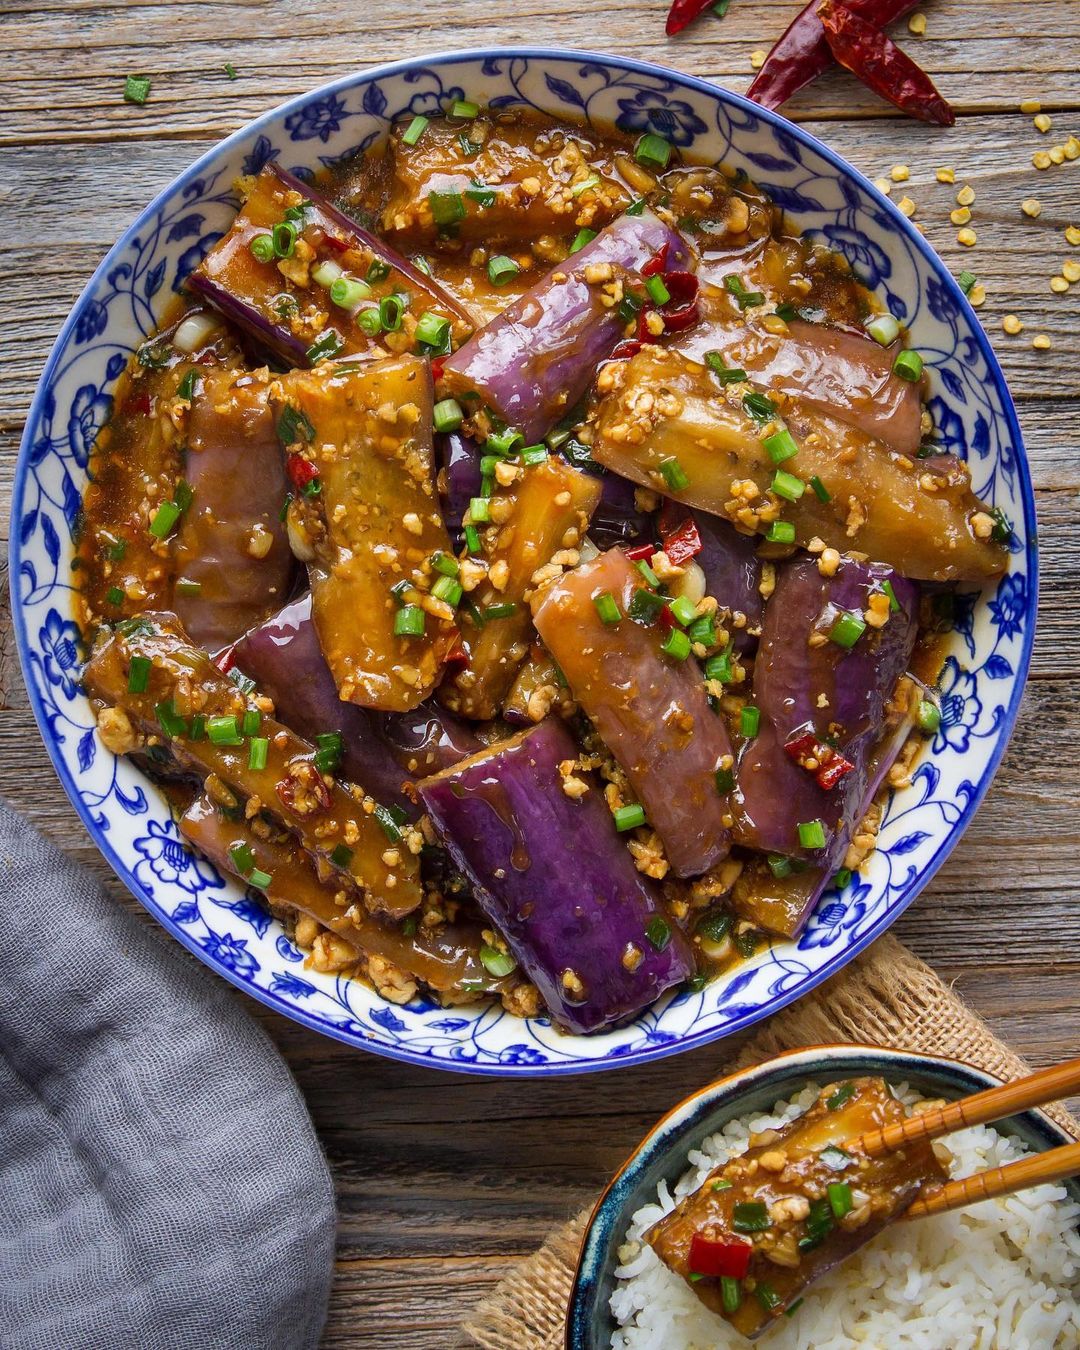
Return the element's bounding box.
[320,232,351,253]
[784,730,855,791]
[444,631,469,670]
[660,270,700,333]
[430,356,446,383]
[276,760,333,818]
[610,338,645,360]
[688,1233,753,1279]
[122,391,152,416]
[658,604,677,633]
[286,453,319,493]
[818,0,955,126]
[635,310,663,344]
[659,502,703,565]
[641,242,672,277]
[624,541,657,562]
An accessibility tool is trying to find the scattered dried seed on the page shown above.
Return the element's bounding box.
[891,164,911,182]
[1032,334,1052,350]
[968,283,986,307]
[1033,150,1052,169]
[750,49,767,70]
[1021,198,1042,218]
[898,196,917,217]
[1063,260,1080,282]
[956,227,977,247]
[1049,145,1066,164]
[1034,113,1053,133]
[908,11,926,32]
[1050,276,1070,293]
[956,184,976,207]
[936,166,956,184]
[1065,137,1080,161]
[951,207,972,226]
[1020,98,1042,114]
[874,177,893,195]
[1067,226,1080,246]
[1002,314,1023,335]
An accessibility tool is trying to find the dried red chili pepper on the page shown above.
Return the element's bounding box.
[817,0,955,125]
[665,0,717,36]
[746,0,918,111]
[285,453,319,493]
[784,731,855,790]
[430,355,446,383]
[641,242,672,277]
[444,631,469,670]
[659,501,703,565]
[122,390,152,416]
[610,338,645,360]
[624,540,657,562]
[659,270,700,333]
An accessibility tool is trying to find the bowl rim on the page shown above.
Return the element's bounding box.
[10,45,1038,1076]
[566,1042,1076,1346]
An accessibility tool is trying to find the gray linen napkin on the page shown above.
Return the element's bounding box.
[0,799,336,1350]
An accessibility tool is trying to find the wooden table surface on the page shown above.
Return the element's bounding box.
[2,1,1079,1343]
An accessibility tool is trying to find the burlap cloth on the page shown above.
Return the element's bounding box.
[460,934,1079,1349]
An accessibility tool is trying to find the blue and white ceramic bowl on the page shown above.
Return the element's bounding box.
[12,49,1035,1076]
[567,1045,1079,1347]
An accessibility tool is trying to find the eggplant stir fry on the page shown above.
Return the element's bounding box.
[77,106,1008,1034]
[646,1076,948,1339]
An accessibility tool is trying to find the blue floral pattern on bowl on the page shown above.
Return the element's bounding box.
[10,48,1036,1077]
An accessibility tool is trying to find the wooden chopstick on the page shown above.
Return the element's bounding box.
[904,1139,1080,1220]
[845,1056,1080,1158]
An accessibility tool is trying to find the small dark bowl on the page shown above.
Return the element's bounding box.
[567,1043,1080,1348]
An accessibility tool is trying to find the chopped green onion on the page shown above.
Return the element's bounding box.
[450,99,480,119]
[374,803,404,842]
[394,605,425,638]
[429,189,466,227]
[571,174,601,197]
[433,398,463,433]
[704,650,733,683]
[307,329,344,363]
[614,803,646,832]
[124,74,151,105]
[378,296,405,332]
[687,614,716,646]
[366,259,391,283]
[720,1277,742,1314]
[827,1182,853,1219]
[486,427,523,456]
[763,428,799,464]
[127,655,151,694]
[401,115,429,145]
[431,551,459,578]
[732,1201,771,1234]
[149,500,182,540]
[314,731,344,775]
[771,469,805,502]
[916,698,941,734]
[832,867,852,889]
[412,254,433,277]
[311,259,342,289]
[659,456,690,490]
[827,1081,856,1110]
[866,313,900,346]
[469,497,491,523]
[958,269,978,296]
[715,766,735,793]
[241,708,261,736]
[329,276,371,310]
[247,867,272,890]
[668,595,697,627]
[798,819,827,850]
[740,705,760,738]
[644,274,671,306]
[105,586,124,606]
[480,454,500,478]
[177,369,199,402]
[230,843,255,875]
[617,291,644,323]
[990,506,1012,543]
[521,443,548,467]
[743,390,777,422]
[755,1284,781,1312]
[465,523,482,555]
[881,578,900,612]
[809,475,831,502]
[207,714,242,746]
[174,480,194,513]
[466,181,497,208]
[628,588,668,625]
[766,520,796,544]
[704,350,748,385]
[301,478,321,498]
[570,227,598,253]
[593,591,622,626]
[248,736,269,771]
[277,404,315,446]
[415,311,451,348]
[487,254,521,286]
[480,943,517,977]
[272,221,297,259]
[828,611,866,649]
[773,301,800,322]
[769,853,793,878]
[228,668,256,695]
[785,1299,804,1318]
[625,197,647,216]
[223,62,237,80]
[893,349,924,382]
[102,532,127,562]
[724,274,765,309]
[634,133,672,169]
[330,843,353,868]
[645,914,672,950]
[661,628,691,660]
[431,575,463,607]
[483,602,518,620]
[636,559,660,588]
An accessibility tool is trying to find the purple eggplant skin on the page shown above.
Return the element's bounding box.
[230,593,479,817]
[418,719,694,1035]
[173,368,295,654]
[439,210,693,444]
[589,471,652,552]
[690,511,763,654]
[437,431,482,544]
[734,555,918,871]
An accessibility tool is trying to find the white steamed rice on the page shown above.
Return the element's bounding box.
[610,1083,1080,1349]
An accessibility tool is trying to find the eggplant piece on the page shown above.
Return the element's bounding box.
[647,1076,946,1339]
[532,548,734,878]
[439,211,692,444]
[437,431,482,544]
[589,470,651,552]
[418,719,694,1034]
[230,593,480,817]
[276,353,457,712]
[674,305,923,456]
[84,614,422,919]
[180,795,496,996]
[439,456,602,719]
[589,346,1008,583]
[502,645,564,726]
[731,556,918,936]
[378,114,628,249]
[188,163,471,368]
[670,506,763,654]
[172,368,295,653]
